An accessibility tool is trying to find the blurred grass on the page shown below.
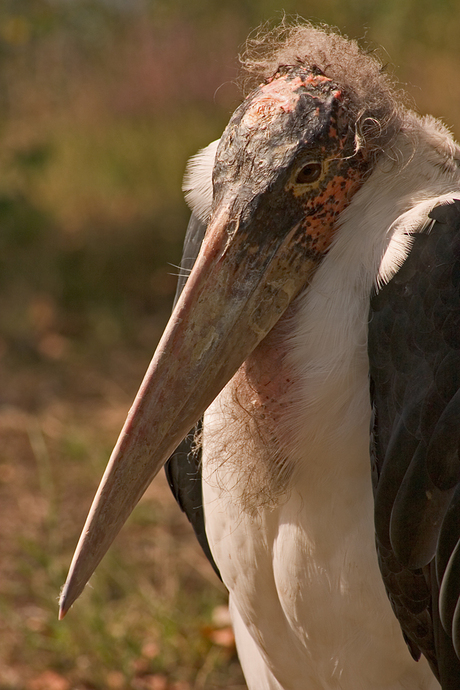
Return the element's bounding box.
[0,400,243,689]
[0,1,459,688]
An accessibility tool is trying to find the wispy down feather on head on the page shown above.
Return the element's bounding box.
[239,20,406,155]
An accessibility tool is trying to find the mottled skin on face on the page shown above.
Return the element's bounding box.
[212,66,373,263]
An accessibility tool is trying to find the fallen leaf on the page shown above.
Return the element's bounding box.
[141,641,160,659]
[209,626,235,648]
[27,670,70,690]
[106,670,125,689]
[133,674,168,690]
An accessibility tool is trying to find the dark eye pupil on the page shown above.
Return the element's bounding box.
[296,163,322,184]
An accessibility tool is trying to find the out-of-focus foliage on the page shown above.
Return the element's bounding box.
[0,0,239,365]
[0,0,459,363]
[0,2,459,688]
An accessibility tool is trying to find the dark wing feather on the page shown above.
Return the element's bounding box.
[172,213,207,306]
[164,214,221,578]
[369,199,460,686]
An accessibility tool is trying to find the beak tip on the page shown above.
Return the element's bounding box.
[58,583,72,620]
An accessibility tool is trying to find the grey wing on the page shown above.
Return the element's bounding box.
[164,214,221,578]
[368,199,460,686]
[172,213,207,307]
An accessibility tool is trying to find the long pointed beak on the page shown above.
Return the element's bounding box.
[59,203,323,618]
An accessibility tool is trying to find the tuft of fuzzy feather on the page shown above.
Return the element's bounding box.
[239,20,406,155]
[182,139,219,221]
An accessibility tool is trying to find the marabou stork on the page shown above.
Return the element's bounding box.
[60,23,460,689]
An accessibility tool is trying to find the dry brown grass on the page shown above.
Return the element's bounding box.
[0,345,246,689]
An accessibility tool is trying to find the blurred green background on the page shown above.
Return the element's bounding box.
[0,1,459,689]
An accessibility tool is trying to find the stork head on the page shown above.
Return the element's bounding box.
[212,65,370,259]
[59,37,401,616]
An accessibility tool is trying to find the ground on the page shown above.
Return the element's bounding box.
[0,344,246,690]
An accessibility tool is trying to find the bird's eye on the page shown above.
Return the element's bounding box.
[295,162,322,184]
